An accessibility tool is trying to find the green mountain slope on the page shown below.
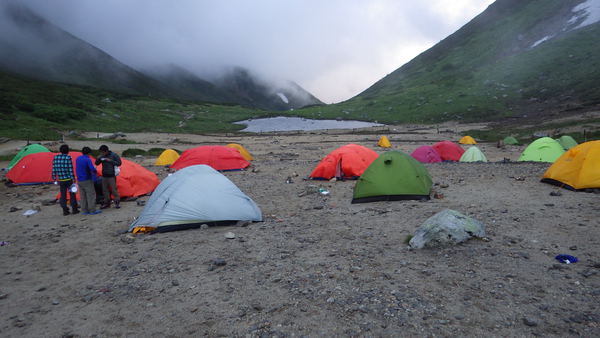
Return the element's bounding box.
[0,70,262,140]
[301,0,600,123]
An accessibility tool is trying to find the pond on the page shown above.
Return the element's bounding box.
[235,116,383,132]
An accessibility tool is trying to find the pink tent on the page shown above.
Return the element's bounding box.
[411,146,442,163]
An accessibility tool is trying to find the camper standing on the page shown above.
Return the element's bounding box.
[96,145,122,209]
[76,147,100,215]
[52,144,79,216]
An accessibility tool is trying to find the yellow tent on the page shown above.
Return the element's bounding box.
[154,149,180,166]
[226,143,253,161]
[458,136,477,144]
[377,136,392,148]
[541,140,600,190]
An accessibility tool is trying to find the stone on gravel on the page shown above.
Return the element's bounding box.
[225,232,236,239]
[522,317,538,327]
[212,258,227,266]
[409,209,486,249]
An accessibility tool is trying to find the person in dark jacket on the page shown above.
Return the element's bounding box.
[95,145,122,209]
[52,144,79,215]
[76,147,101,215]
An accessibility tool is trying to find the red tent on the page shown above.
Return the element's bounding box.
[170,146,250,171]
[432,141,465,161]
[411,146,442,163]
[6,152,83,185]
[310,144,379,180]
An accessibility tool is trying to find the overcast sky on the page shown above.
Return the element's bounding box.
[20,0,495,103]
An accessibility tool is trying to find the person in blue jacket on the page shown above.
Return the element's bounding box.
[76,147,101,215]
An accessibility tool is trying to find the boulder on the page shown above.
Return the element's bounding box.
[409,209,486,249]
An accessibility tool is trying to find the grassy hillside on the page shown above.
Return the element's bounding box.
[0,71,265,140]
[297,0,600,123]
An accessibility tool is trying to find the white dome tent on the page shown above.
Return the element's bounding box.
[129,165,262,233]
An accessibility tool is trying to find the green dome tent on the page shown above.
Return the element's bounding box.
[459,146,488,162]
[352,151,432,203]
[503,136,519,145]
[555,135,578,150]
[7,144,50,170]
[518,137,564,162]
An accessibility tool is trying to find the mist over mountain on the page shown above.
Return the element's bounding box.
[334,0,600,123]
[0,2,170,97]
[0,2,322,110]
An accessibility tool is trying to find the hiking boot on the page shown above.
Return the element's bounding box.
[90,210,102,215]
[63,209,70,216]
[115,201,121,209]
[72,208,80,215]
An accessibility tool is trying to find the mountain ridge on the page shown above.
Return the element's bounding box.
[0,2,322,111]
[310,0,600,123]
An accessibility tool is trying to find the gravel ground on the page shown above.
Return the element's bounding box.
[1,125,599,337]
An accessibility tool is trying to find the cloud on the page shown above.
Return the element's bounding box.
[17,0,494,103]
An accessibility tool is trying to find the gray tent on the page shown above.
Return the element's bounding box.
[129,165,262,233]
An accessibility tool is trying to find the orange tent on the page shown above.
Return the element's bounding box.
[6,152,83,185]
[459,136,477,144]
[171,146,250,171]
[107,159,160,198]
[59,158,160,200]
[309,144,379,180]
[541,140,600,190]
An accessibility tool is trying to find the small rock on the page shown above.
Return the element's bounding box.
[569,245,577,251]
[549,191,562,196]
[171,280,180,286]
[454,314,465,320]
[52,299,60,305]
[580,269,598,278]
[9,206,21,212]
[136,200,146,206]
[433,192,444,199]
[212,258,227,266]
[0,293,8,299]
[120,235,135,244]
[440,184,449,188]
[36,287,47,292]
[326,297,335,303]
[224,232,236,239]
[200,224,209,230]
[522,317,538,327]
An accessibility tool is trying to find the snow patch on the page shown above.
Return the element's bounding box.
[568,0,600,29]
[531,35,553,48]
[276,92,289,104]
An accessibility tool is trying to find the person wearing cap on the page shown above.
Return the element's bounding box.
[76,147,101,215]
[95,145,122,209]
[52,144,79,215]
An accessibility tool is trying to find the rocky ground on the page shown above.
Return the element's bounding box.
[0,124,599,337]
